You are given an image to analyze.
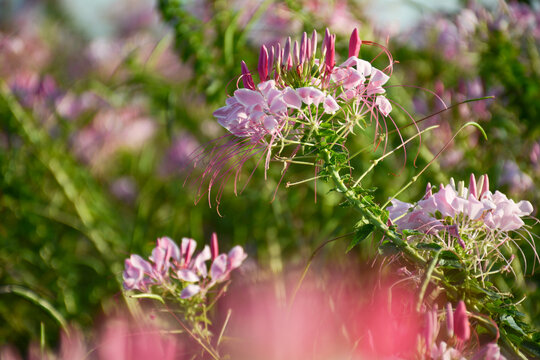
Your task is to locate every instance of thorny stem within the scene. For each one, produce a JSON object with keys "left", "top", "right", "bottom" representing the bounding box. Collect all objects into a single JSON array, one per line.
[{"left": 322, "top": 148, "right": 426, "bottom": 266}]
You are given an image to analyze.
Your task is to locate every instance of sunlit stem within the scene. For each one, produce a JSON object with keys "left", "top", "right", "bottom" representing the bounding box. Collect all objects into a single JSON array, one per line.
[
  {"left": 286, "top": 175, "right": 322, "bottom": 187},
  {"left": 353, "top": 125, "right": 439, "bottom": 188},
  {"left": 416, "top": 249, "right": 441, "bottom": 312},
  {"left": 382, "top": 122, "right": 487, "bottom": 209},
  {"left": 322, "top": 148, "right": 427, "bottom": 266}
]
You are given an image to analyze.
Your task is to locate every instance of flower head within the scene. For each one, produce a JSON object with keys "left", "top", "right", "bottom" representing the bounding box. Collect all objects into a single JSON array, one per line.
[
  {"left": 196, "top": 28, "right": 396, "bottom": 205},
  {"left": 122, "top": 234, "right": 247, "bottom": 299}
]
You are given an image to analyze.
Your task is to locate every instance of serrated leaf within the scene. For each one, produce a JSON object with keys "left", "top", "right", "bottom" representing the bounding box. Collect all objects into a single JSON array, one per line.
[
  {"left": 416, "top": 243, "right": 443, "bottom": 251},
  {"left": 130, "top": 293, "right": 165, "bottom": 304},
  {"left": 501, "top": 315, "right": 527, "bottom": 336},
  {"left": 347, "top": 224, "right": 374, "bottom": 253}
]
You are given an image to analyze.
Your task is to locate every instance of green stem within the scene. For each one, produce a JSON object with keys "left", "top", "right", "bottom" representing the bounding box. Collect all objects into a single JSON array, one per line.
[
  {"left": 322, "top": 148, "right": 426, "bottom": 266},
  {"left": 416, "top": 249, "right": 441, "bottom": 312}
]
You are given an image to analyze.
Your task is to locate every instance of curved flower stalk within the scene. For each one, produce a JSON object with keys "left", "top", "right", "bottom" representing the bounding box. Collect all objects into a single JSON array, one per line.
[
  {"left": 387, "top": 173, "right": 537, "bottom": 282},
  {"left": 194, "top": 28, "right": 398, "bottom": 206}
]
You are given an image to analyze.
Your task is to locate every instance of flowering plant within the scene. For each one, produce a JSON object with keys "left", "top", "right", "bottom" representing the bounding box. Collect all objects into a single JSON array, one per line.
[{"left": 200, "top": 28, "right": 540, "bottom": 359}]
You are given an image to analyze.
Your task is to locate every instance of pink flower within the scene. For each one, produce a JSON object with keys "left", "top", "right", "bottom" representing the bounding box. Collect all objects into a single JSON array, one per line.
[
  {"left": 453, "top": 301, "right": 470, "bottom": 341},
  {"left": 123, "top": 255, "right": 153, "bottom": 291}
]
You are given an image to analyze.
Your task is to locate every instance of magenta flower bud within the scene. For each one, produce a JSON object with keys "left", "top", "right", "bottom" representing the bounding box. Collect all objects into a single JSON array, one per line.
[
  {"left": 275, "top": 43, "right": 282, "bottom": 68},
  {"left": 258, "top": 45, "right": 269, "bottom": 81},
  {"left": 453, "top": 300, "right": 470, "bottom": 341},
  {"left": 349, "top": 27, "right": 361, "bottom": 58},
  {"left": 469, "top": 173, "right": 477, "bottom": 199},
  {"left": 446, "top": 302, "right": 454, "bottom": 337},
  {"left": 293, "top": 40, "right": 300, "bottom": 66},
  {"left": 300, "top": 32, "right": 307, "bottom": 64},
  {"left": 268, "top": 46, "right": 274, "bottom": 73},
  {"left": 480, "top": 174, "right": 489, "bottom": 198},
  {"left": 283, "top": 37, "right": 291, "bottom": 66},
  {"left": 240, "top": 61, "right": 256, "bottom": 90},
  {"left": 424, "top": 182, "right": 432, "bottom": 199},
  {"left": 325, "top": 34, "right": 336, "bottom": 72},
  {"left": 210, "top": 232, "right": 219, "bottom": 260},
  {"left": 306, "top": 40, "right": 312, "bottom": 61},
  {"left": 311, "top": 29, "right": 317, "bottom": 58},
  {"left": 321, "top": 28, "right": 330, "bottom": 57}
]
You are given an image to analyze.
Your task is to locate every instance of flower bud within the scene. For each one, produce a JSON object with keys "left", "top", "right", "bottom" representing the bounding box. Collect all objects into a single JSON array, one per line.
[
  {"left": 349, "top": 27, "right": 361, "bottom": 58},
  {"left": 453, "top": 300, "right": 470, "bottom": 341}
]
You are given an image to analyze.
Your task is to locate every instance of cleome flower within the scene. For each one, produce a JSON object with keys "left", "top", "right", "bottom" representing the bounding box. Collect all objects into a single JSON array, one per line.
[
  {"left": 194, "top": 28, "right": 397, "bottom": 206},
  {"left": 123, "top": 233, "right": 247, "bottom": 299},
  {"left": 387, "top": 174, "right": 536, "bottom": 279}
]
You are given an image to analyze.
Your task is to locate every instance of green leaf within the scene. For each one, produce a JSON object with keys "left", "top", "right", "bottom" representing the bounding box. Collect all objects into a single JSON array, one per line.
[
  {"left": 521, "top": 340, "right": 540, "bottom": 358},
  {"left": 416, "top": 243, "right": 443, "bottom": 252},
  {"left": 501, "top": 315, "right": 527, "bottom": 336},
  {"left": 439, "top": 250, "right": 460, "bottom": 261},
  {"left": 129, "top": 293, "right": 165, "bottom": 304},
  {"left": 347, "top": 224, "right": 374, "bottom": 253}
]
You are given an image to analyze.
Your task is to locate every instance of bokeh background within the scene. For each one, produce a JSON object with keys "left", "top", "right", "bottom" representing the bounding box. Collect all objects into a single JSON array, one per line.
[{"left": 1, "top": 0, "right": 539, "bottom": 354}]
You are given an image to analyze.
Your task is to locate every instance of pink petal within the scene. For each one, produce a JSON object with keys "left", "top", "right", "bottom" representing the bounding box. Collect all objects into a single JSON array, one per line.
[
  {"left": 234, "top": 89, "right": 265, "bottom": 108},
  {"left": 375, "top": 96, "right": 392, "bottom": 116},
  {"left": 297, "top": 87, "right": 325, "bottom": 106},
  {"left": 263, "top": 115, "right": 278, "bottom": 132},
  {"left": 228, "top": 246, "right": 247, "bottom": 269},
  {"left": 282, "top": 87, "right": 302, "bottom": 109},
  {"left": 323, "top": 95, "right": 340, "bottom": 114},
  {"left": 177, "top": 269, "right": 200, "bottom": 282},
  {"left": 210, "top": 254, "right": 229, "bottom": 281},
  {"left": 180, "top": 284, "right": 201, "bottom": 299}
]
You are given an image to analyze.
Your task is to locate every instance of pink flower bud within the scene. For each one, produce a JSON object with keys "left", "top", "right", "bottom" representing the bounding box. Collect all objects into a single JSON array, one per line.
[
  {"left": 424, "top": 182, "right": 432, "bottom": 199},
  {"left": 310, "top": 29, "right": 318, "bottom": 58},
  {"left": 268, "top": 46, "right": 274, "bottom": 74},
  {"left": 445, "top": 302, "right": 454, "bottom": 337},
  {"left": 349, "top": 27, "right": 361, "bottom": 58},
  {"left": 469, "top": 173, "right": 477, "bottom": 199},
  {"left": 210, "top": 232, "right": 219, "bottom": 260},
  {"left": 300, "top": 32, "right": 307, "bottom": 64},
  {"left": 480, "top": 174, "right": 489, "bottom": 198},
  {"left": 283, "top": 37, "right": 292, "bottom": 70},
  {"left": 293, "top": 40, "right": 300, "bottom": 66},
  {"left": 258, "top": 45, "right": 269, "bottom": 81},
  {"left": 453, "top": 301, "right": 470, "bottom": 341},
  {"left": 325, "top": 34, "right": 336, "bottom": 73},
  {"left": 241, "top": 61, "right": 256, "bottom": 90}
]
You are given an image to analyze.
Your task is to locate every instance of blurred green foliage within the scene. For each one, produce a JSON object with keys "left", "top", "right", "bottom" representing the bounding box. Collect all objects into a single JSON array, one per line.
[{"left": 0, "top": 0, "right": 539, "bottom": 353}]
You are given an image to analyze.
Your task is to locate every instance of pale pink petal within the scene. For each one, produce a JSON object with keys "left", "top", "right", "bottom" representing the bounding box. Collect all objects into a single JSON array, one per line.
[
  {"left": 234, "top": 89, "right": 265, "bottom": 107},
  {"left": 263, "top": 115, "right": 278, "bottom": 132},
  {"left": 210, "top": 254, "right": 229, "bottom": 281},
  {"left": 227, "top": 246, "right": 247, "bottom": 269},
  {"left": 375, "top": 96, "right": 392, "bottom": 116},
  {"left": 157, "top": 236, "right": 181, "bottom": 262},
  {"left": 180, "top": 284, "right": 201, "bottom": 299},
  {"left": 282, "top": 87, "right": 302, "bottom": 109},
  {"left": 297, "top": 87, "right": 325, "bottom": 106},
  {"left": 323, "top": 95, "right": 340, "bottom": 114},
  {"left": 176, "top": 269, "right": 200, "bottom": 282},
  {"left": 516, "top": 200, "right": 533, "bottom": 216}
]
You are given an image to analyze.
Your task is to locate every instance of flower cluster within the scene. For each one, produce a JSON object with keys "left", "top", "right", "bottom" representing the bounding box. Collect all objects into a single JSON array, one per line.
[
  {"left": 388, "top": 174, "right": 533, "bottom": 234},
  {"left": 214, "top": 28, "right": 392, "bottom": 144},
  {"left": 123, "top": 234, "right": 247, "bottom": 299},
  {"left": 421, "top": 301, "right": 506, "bottom": 360},
  {"left": 387, "top": 174, "right": 535, "bottom": 278}
]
